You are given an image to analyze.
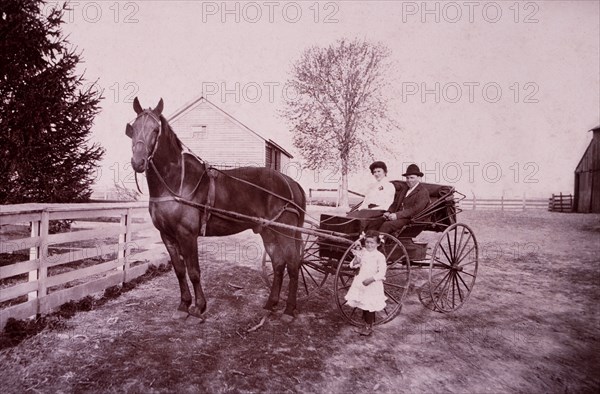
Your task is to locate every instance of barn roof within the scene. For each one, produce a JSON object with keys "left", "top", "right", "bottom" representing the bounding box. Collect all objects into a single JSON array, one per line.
[
  {"left": 167, "top": 96, "right": 293, "bottom": 158},
  {"left": 575, "top": 124, "right": 600, "bottom": 172}
]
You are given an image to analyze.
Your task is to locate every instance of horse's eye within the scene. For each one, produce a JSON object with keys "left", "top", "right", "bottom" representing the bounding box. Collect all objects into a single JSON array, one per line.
[{"left": 149, "top": 128, "right": 159, "bottom": 144}]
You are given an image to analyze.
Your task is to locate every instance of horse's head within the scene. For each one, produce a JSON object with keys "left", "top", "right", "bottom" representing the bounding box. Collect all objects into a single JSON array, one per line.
[{"left": 125, "top": 97, "right": 164, "bottom": 173}]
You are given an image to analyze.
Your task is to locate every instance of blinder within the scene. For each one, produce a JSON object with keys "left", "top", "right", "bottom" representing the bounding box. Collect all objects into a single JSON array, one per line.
[{"left": 125, "top": 123, "right": 133, "bottom": 138}]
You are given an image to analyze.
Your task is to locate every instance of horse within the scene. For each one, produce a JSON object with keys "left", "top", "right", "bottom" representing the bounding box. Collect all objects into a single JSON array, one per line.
[{"left": 125, "top": 97, "right": 306, "bottom": 321}]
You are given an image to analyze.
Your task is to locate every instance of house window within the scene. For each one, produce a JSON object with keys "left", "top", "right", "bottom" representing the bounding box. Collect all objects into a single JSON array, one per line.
[
  {"left": 265, "top": 146, "right": 272, "bottom": 168},
  {"left": 266, "top": 145, "right": 281, "bottom": 171},
  {"left": 192, "top": 125, "right": 207, "bottom": 140}
]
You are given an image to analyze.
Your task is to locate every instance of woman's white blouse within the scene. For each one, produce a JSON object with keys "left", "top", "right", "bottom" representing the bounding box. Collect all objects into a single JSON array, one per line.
[{"left": 361, "top": 178, "right": 396, "bottom": 210}]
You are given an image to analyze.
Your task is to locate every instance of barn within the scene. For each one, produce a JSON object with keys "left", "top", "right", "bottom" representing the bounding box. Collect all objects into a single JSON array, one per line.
[
  {"left": 574, "top": 125, "right": 600, "bottom": 213},
  {"left": 168, "top": 96, "right": 293, "bottom": 171}
]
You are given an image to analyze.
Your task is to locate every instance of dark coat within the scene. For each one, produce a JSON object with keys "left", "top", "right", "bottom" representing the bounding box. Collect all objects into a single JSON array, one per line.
[{"left": 387, "top": 182, "right": 430, "bottom": 219}]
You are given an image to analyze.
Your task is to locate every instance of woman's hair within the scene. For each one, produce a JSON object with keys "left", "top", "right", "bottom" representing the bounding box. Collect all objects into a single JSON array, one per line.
[
  {"left": 369, "top": 161, "right": 387, "bottom": 174},
  {"left": 364, "top": 230, "right": 381, "bottom": 243}
]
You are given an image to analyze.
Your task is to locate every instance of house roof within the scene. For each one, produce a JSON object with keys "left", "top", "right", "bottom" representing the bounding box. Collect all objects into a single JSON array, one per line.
[{"left": 167, "top": 96, "right": 293, "bottom": 158}]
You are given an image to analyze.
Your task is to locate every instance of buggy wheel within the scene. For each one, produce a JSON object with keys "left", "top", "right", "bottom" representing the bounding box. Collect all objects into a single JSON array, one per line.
[
  {"left": 333, "top": 233, "right": 410, "bottom": 327},
  {"left": 261, "top": 223, "right": 330, "bottom": 301},
  {"left": 428, "top": 223, "right": 478, "bottom": 313}
]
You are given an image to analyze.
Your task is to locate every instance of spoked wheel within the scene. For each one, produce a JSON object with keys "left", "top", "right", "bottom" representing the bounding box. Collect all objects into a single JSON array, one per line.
[
  {"left": 334, "top": 234, "right": 411, "bottom": 327},
  {"left": 261, "top": 222, "right": 331, "bottom": 301},
  {"left": 428, "top": 223, "right": 478, "bottom": 313}
]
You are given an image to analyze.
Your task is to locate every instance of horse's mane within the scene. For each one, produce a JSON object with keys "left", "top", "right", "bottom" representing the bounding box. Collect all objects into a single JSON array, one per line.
[{"left": 159, "top": 114, "right": 184, "bottom": 151}]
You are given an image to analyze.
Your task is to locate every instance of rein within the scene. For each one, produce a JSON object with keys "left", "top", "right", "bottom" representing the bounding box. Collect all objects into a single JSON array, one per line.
[
  {"left": 210, "top": 167, "right": 306, "bottom": 214},
  {"left": 136, "top": 110, "right": 302, "bottom": 234}
]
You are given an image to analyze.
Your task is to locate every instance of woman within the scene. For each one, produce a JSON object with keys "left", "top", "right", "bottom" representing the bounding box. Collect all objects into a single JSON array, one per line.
[{"left": 348, "top": 161, "right": 396, "bottom": 219}]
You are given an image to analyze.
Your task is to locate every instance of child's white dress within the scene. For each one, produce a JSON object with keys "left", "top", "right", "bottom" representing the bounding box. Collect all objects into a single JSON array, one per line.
[{"left": 344, "top": 249, "right": 387, "bottom": 312}]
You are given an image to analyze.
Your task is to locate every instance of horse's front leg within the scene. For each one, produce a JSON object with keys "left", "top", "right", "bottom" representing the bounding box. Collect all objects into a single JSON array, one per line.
[
  {"left": 180, "top": 235, "right": 207, "bottom": 319},
  {"left": 161, "top": 233, "right": 191, "bottom": 319}
]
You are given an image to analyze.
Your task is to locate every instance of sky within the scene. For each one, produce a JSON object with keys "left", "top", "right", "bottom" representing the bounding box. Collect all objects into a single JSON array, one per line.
[{"left": 55, "top": 0, "right": 600, "bottom": 198}]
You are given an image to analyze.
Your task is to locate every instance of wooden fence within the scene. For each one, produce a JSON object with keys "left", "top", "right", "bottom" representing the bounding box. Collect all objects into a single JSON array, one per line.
[
  {"left": 548, "top": 193, "right": 574, "bottom": 212},
  {"left": 460, "top": 194, "right": 573, "bottom": 211},
  {"left": 0, "top": 202, "right": 166, "bottom": 329},
  {"left": 459, "top": 196, "right": 549, "bottom": 211},
  {"left": 307, "top": 188, "right": 571, "bottom": 212},
  {"left": 307, "top": 188, "right": 363, "bottom": 206}
]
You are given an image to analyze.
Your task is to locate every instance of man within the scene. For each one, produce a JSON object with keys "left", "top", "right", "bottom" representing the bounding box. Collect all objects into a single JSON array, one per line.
[{"left": 378, "top": 164, "right": 430, "bottom": 234}]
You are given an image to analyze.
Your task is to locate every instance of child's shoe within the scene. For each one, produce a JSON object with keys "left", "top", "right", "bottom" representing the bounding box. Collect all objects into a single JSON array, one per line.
[{"left": 359, "top": 324, "right": 373, "bottom": 336}]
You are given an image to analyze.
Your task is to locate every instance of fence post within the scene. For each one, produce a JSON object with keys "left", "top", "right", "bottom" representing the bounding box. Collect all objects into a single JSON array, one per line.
[
  {"left": 501, "top": 195, "right": 504, "bottom": 211},
  {"left": 522, "top": 192, "right": 526, "bottom": 211},
  {"left": 559, "top": 192, "right": 563, "bottom": 212},
  {"left": 118, "top": 211, "right": 127, "bottom": 277},
  {"left": 472, "top": 192, "right": 476, "bottom": 210},
  {"left": 569, "top": 194, "right": 573, "bottom": 212},
  {"left": 28, "top": 210, "right": 49, "bottom": 314},
  {"left": 37, "top": 210, "right": 49, "bottom": 311},
  {"left": 28, "top": 215, "right": 41, "bottom": 302},
  {"left": 123, "top": 208, "right": 133, "bottom": 281}
]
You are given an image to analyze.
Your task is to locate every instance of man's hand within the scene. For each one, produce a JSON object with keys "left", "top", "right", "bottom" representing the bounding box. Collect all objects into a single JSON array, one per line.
[{"left": 383, "top": 212, "right": 397, "bottom": 221}]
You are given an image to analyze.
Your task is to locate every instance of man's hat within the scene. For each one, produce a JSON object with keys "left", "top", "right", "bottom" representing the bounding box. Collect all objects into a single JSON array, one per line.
[{"left": 402, "top": 164, "right": 423, "bottom": 177}]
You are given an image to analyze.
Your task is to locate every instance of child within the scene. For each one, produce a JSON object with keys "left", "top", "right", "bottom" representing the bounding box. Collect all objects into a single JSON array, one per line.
[{"left": 344, "top": 230, "right": 387, "bottom": 336}]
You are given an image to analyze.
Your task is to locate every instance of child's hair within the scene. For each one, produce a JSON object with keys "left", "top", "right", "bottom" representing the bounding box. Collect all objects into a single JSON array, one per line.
[{"left": 363, "top": 230, "right": 381, "bottom": 243}]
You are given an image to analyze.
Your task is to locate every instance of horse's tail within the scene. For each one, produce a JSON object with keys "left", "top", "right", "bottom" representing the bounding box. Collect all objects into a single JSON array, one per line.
[{"left": 291, "top": 179, "right": 307, "bottom": 258}]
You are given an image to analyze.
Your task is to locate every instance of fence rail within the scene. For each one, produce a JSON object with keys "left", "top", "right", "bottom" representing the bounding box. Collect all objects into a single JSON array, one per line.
[
  {"left": 459, "top": 197, "right": 549, "bottom": 211},
  {"left": 548, "top": 193, "right": 573, "bottom": 212},
  {"left": 0, "top": 202, "right": 166, "bottom": 329},
  {"left": 307, "top": 188, "right": 570, "bottom": 212}
]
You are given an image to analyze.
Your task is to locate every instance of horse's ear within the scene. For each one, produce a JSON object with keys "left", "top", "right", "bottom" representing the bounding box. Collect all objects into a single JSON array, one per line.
[
  {"left": 133, "top": 97, "right": 143, "bottom": 114},
  {"left": 153, "top": 98, "right": 164, "bottom": 116},
  {"left": 125, "top": 124, "right": 133, "bottom": 138}
]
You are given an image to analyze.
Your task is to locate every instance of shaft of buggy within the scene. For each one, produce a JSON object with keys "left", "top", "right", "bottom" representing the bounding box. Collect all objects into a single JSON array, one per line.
[{"left": 172, "top": 196, "right": 355, "bottom": 245}]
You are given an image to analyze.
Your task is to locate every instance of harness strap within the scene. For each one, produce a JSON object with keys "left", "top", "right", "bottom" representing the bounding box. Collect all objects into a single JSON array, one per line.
[
  {"left": 149, "top": 196, "right": 176, "bottom": 202},
  {"left": 214, "top": 168, "right": 304, "bottom": 215},
  {"left": 259, "top": 205, "right": 300, "bottom": 228},
  {"left": 201, "top": 168, "right": 218, "bottom": 236},
  {"left": 135, "top": 171, "right": 143, "bottom": 194}
]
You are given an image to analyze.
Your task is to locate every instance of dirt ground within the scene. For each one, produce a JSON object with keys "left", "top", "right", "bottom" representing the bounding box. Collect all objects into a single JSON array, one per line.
[{"left": 0, "top": 209, "right": 599, "bottom": 393}]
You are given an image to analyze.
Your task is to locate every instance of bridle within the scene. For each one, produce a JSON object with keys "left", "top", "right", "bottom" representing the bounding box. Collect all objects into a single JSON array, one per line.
[
  {"left": 131, "top": 109, "right": 162, "bottom": 168},
  {"left": 130, "top": 109, "right": 208, "bottom": 198}
]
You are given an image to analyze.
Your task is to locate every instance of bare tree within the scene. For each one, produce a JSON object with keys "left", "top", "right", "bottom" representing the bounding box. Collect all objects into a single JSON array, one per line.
[{"left": 282, "top": 38, "right": 398, "bottom": 208}]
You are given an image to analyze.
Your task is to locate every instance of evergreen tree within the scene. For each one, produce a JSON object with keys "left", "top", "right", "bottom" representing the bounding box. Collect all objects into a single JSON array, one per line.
[{"left": 0, "top": 0, "right": 104, "bottom": 204}]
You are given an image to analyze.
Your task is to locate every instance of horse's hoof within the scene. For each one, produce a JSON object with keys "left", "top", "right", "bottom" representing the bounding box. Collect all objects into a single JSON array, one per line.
[
  {"left": 280, "top": 314, "right": 295, "bottom": 324},
  {"left": 189, "top": 305, "right": 205, "bottom": 318},
  {"left": 186, "top": 315, "right": 206, "bottom": 324},
  {"left": 172, "top": 310, "right": 189, "bottom": 320}
]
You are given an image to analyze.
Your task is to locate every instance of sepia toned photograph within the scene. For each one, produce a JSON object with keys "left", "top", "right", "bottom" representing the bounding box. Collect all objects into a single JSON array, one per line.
[{"left": 1, "top": 1, "right": 599, "bottom": 392}]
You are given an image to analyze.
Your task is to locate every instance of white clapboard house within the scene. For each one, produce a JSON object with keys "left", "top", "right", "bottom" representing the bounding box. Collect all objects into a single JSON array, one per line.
[
  {"left": 93, "top": 96, "right": 293, "bottom": 201},
  {"left": 169, "top": 96, "right": 293, "bottom": 171}
]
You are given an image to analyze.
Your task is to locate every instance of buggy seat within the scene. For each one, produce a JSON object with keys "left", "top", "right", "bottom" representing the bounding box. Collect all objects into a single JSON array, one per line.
[{"left": 388, "top": 180, "right": 457, "bottom": 237}]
